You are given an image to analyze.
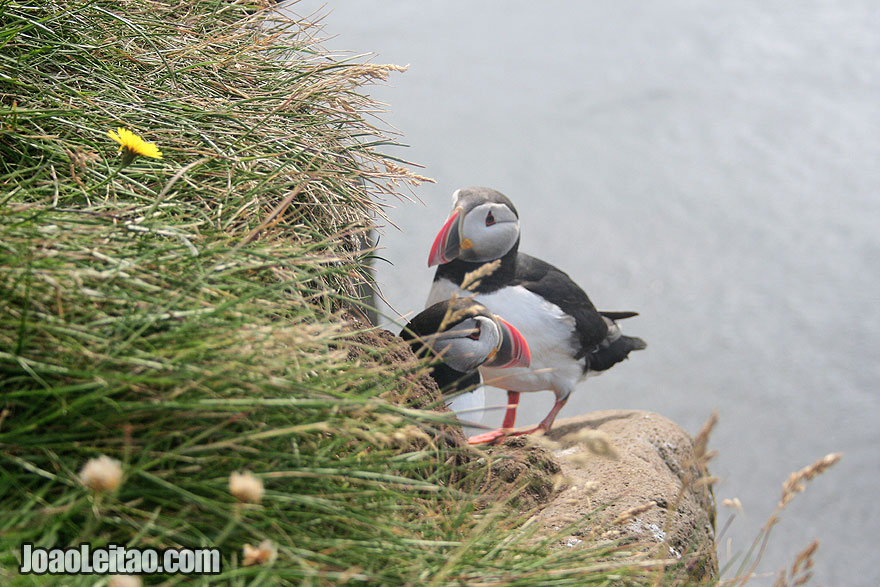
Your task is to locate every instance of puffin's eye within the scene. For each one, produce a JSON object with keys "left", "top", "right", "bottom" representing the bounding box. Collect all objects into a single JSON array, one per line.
[
  {"left": 466, "top": 322, "right": 481, "bottom": 340},
  {"left": 485, "top": 211, "right": 496, "bottom": 226}
]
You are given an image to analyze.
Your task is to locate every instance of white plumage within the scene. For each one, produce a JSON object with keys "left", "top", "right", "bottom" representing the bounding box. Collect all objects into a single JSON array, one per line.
[
  {"left": 430, "top": 281, "right": 584, "bottom": 400},
  {"left": 445, "top": 386, "right": 486, "bottom": 438}
]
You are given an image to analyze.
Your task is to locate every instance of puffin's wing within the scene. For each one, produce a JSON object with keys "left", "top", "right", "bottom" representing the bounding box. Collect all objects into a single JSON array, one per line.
[
  {"left": 512, "top": 253, "right": 609, "bottom": 360},
  {"left": 430, "top": 362, "right": 482, "bottom": 395}
]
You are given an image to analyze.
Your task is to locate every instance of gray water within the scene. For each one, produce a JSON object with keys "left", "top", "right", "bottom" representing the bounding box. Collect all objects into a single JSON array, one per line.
[{"left": 285, "top": 2, "right": 880, "bottom": 584}]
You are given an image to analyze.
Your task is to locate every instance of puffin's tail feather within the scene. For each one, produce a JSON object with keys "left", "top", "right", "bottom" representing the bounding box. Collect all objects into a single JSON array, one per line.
[
  {"left": 588, "top": 315, "right": 646, "bottom": 372},
  {"left": 589, "top": 334, "right": 647, "bottom": 372},
  {"left": 600, "top": 310, "right": 639, "bottom": 320}
]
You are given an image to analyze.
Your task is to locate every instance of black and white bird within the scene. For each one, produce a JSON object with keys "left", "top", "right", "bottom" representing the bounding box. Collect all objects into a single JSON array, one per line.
[
  {"left": 400, "top": 298, "right": 531, "bottom": 433},
  {"left": 426, "top": 186, "right": 646, "bottom": 444}
]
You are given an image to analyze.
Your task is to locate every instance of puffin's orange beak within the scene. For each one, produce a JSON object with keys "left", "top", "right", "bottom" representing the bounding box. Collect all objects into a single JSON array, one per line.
[{"left": 428, "top": 207, "right": 462, "bottom": 267}]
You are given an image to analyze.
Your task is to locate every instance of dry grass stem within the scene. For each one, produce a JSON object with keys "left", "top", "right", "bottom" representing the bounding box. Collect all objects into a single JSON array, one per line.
[
  {"left": 437, "top": 296, "right": 481, "bottom": 331},
  {"left": 735, "top": 453, "right": 842, "bottom": 586}
]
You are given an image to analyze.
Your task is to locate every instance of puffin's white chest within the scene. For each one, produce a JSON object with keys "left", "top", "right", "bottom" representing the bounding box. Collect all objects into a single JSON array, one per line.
[{"left": 427, "top": 279, "right": 586, "bottom": 397}]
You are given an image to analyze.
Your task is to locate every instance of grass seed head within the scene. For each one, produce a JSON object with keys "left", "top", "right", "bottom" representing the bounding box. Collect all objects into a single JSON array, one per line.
[
  {"left": 779, "top": 453, "right": 842, "bottom": 509},
  {"left": 559, "top": 428, "right": 620, "bottom": 460},
  {"left": 229, "top": 471, "right": 264, "bottom": 504},
  {"left": 612, "top": 501, "right": 657, "bottom": 526},
  {"left": 792, "top": 539, "right": 819, "bottom": 575},
  {"left": 242, "top": 539, "right": 276, "bottom": 566},
  {"left": 692, "top": 410, "right": 718, "bottom": 464},
  {"left": 460, "top": 259, "right": 501, "bottom": 292},
  {"left": 721, "top": 497, "right": 743, "bottom": 512},
  {"left": 775, "top": 539, "right": 820, "bottom": 587},
  {"left": 108, "top": 576, "right": 142, "bottom": 587},
  {"left": 78, "top": 455, "right": 123, "bottom": 492}
]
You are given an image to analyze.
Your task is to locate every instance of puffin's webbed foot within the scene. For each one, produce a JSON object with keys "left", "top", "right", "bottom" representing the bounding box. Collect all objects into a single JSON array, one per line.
[
  {"left": 467, "top": 428, "right": 511, "bottom": 445},
  {"left": 467, "top": 426, "right": 546, "bottom": 445}
]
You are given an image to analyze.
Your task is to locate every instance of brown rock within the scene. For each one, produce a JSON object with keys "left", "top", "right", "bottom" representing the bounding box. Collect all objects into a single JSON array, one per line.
[
  {"left": 530, "top": 410, "right": 717, "bottom": 581},
  {"left": 481, "top": 435, "right": 563, "bottom": 511}
]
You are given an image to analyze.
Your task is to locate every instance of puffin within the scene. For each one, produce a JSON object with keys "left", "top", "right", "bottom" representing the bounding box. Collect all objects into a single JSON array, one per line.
[
  {"left": 400, "top": 298, "right": 531, "bottom": 433},
  {"left": 426, "top": 186, "right": 646, "bottom": 444}
]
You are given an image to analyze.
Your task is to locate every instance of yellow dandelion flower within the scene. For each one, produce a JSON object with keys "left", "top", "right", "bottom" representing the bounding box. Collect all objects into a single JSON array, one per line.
[{"left": 107, "top": 127, "right": 163, "bottom": 160}]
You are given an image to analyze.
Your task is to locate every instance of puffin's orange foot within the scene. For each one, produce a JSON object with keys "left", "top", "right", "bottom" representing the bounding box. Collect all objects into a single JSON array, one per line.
[{"left": 467, "top": 428, "right": 511, "bottom": 445}]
